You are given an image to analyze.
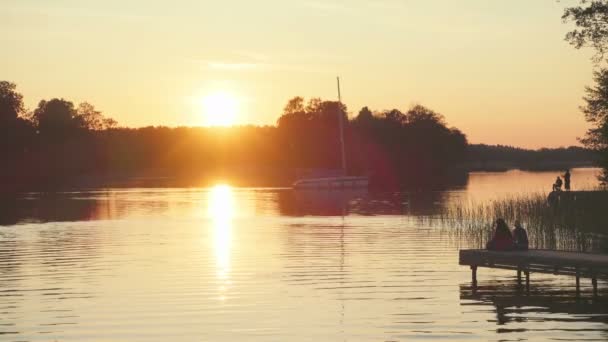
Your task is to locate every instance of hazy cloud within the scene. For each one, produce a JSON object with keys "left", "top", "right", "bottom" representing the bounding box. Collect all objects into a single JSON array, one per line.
[
  {"left": 298, "top": 0, "right": 405, "bottom": 15},
  {"left": 206, "top": 62, "right": 262, "bottom": 71}
]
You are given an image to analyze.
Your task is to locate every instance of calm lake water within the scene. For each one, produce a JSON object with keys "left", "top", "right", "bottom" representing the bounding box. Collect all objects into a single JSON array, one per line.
[{"left": 1, "top": 168, "right": 606, "bottom": 341}]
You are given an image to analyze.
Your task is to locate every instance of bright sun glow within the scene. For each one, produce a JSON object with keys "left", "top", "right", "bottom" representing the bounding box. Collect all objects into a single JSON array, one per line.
[{"left": 201, "top": 92, "right": 238, "bottom": 127}]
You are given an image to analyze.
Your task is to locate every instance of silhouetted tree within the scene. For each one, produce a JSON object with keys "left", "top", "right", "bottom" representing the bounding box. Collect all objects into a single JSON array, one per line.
[
  {"left": 563, "top": 0, "right": 608, "bottom": 183},
  {"left": 277, "top": 97, "right": 347, "bottom": 172},
  {"left": 355, "top": 106, "right": 373, "bottom": 123},
  {"left": 0, "top": 81, "right": 24, "bottom": 122},
  {"left": 0, "top": 81, "right": 33, "bottom": 148},
  {"left": 33, "top": 98, "right": 81, "bottom": 138},
  {"left": 580, "top": 70, "right": 608, "bottom": 183},
  {"left": 76, "top": 102, "right": 118, "bottom": 130},
  {"left": 282, "top": 96, "right": 305, "bottom": 116},
  {"left": 406, "top": 105, "right": 446, "bottom": 124},
  {"left": 563, "top": 0, "right": 608, "bottom": 63},
  {"left": 32, "top": 99, "right": 117, "bottom": 138},
  {"left": 0, "top": 82, "right": 35, "bottom": 193}
]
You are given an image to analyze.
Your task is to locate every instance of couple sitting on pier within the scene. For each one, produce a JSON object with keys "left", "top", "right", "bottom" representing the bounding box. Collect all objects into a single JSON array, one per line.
[{"left": 486, "top": 219, "right": 529, "bottom": 251}]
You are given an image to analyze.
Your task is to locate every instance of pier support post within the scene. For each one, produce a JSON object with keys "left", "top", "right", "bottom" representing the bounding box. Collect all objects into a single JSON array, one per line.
[
  {"left": 517, "top": 269, "right": 522, "bottom": 285},
  {"left": 471, "top": 265, "right": 477, "bottom": 289},
  {"left": 576, "top": 274, "right": 580, "bottom": 296},
  {"left": 592, "top": 276, "right": 598, "bottom": 297},
  {"left": 525, "top": 271, "right": 530, "bottom": 294}
]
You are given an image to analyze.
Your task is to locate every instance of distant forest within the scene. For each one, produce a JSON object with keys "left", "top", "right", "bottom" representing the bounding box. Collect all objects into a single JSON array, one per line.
[
  {"left": 466, "top": 144, "right": 594, "bottom": 171},
  {"left": 0, "top": 81, "right": 598, "bottom": 192}
]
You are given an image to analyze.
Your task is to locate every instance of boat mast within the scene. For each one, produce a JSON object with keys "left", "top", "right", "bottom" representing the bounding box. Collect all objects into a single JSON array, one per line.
[{"left": 337, "top": 76, "right": 347, "bottom": 174}]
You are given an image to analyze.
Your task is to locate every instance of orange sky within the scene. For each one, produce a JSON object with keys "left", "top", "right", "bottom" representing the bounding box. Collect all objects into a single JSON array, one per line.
[{"left": 0, "top": 0, "right": 594, "bottom": 148}]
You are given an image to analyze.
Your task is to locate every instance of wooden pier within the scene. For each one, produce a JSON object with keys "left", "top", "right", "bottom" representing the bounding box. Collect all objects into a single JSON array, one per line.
[{"left": 459, "top": 249, "right": 608, "bottom": 296}]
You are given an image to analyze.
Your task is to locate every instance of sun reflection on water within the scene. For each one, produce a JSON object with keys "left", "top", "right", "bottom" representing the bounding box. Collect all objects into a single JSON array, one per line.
[{"left": 208, "top": 184, "right": 234, "bottom": 290}]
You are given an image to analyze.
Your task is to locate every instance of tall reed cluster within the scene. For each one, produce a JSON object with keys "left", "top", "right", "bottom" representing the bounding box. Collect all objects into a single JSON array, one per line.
[{"left": 437, "top": 191, "right": 608, "bottom": 252}]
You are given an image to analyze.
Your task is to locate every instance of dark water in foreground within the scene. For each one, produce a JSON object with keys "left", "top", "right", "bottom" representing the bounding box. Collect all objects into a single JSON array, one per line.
[{"left": 0, "top": 168, "right": 606, "bottom": 341}]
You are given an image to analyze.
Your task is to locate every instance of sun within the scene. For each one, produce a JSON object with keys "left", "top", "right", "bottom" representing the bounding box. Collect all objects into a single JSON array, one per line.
[{"left": 201, "top": 91, "right": 238, "bottom": 126}]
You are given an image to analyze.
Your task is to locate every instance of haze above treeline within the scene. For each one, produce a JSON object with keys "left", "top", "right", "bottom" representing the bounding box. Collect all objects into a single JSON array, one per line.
[{"left": 0, "top": 81, "right": 596, "bottom": 192}]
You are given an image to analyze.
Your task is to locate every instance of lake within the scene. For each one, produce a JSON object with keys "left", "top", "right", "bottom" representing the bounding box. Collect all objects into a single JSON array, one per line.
[{"left": 1, "top": 168, "right": 606, "bottom": 341}]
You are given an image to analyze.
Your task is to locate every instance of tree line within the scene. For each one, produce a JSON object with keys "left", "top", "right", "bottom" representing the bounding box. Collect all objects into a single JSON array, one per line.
[
  {"left": 0, "top": 82, "right": 471, "bottom": 191},
  {"left": 467, "top": 144, "right": 595, "bottom": 171},
  {"left": 0, "top": 80, "right": 598, "bottom": 192}
]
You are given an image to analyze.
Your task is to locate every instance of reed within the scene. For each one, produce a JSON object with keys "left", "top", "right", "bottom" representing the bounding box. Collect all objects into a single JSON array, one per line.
[{"left": 436, "top": 191, "right": 608, "bottom": 252}]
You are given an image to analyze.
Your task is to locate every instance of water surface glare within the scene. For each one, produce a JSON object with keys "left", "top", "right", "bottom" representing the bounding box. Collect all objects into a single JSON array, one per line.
[{"left": 1, "top": 169, "right": 607, "bottom": 341}]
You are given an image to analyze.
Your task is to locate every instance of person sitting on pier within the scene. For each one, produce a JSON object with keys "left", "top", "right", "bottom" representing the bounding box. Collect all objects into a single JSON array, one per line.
[
  {"left": 552, "top": 176, "right": 563, "bottom": 192},
  {"left": 486, "top": 218, "right": 514, "bottom": 251},
  {"left": 512, "top": 220, "right": 529, "bottom": 251}
]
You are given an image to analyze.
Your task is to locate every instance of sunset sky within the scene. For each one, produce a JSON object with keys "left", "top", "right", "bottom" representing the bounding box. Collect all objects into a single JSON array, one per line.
[{"left": 1, "top": 0, "right": 594, "bottom": 148}]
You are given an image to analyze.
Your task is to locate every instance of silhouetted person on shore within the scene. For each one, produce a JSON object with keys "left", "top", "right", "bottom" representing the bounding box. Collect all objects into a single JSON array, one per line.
[
  {"left": 564, "top": 169, "right": 571, "bottom": 191},
  {"left": 486, "top": 218, "right": 514, "bottom": 251},
  {"left": 552, "top": 176, "right": 563, "bottom": 191},
  {"left": 512, "top": 220, "right": 529, "bottom": 251}
]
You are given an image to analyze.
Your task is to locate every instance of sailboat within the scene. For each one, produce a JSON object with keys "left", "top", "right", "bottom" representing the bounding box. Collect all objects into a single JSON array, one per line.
[{"left": 292, "top": 77, "right": 369, "bottom": 190}]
